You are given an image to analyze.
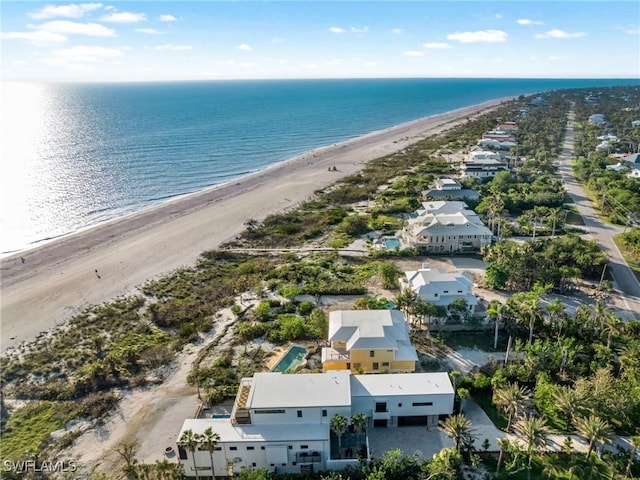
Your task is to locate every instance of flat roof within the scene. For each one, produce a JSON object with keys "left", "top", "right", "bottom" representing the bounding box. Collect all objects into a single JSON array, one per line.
[
  {"left": 350, "top": 372, "right": 454, "bottom": 397},
  {"left": 178, "top": 419, "right": 328, "bottom": 443},
  {"left": 247, "top": 371, "right": 351, "bottom": 409}
]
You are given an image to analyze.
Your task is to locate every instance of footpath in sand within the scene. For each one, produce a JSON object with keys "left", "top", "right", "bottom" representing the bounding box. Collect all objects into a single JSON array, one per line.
[{"left": 0, "top": 98, "right": 508, "bottom": 353}]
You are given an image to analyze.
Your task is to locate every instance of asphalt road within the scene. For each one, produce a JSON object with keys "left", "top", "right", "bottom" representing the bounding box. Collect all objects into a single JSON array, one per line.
[{"left": 556, "top": 108, "right": 640, "bottom": 318}]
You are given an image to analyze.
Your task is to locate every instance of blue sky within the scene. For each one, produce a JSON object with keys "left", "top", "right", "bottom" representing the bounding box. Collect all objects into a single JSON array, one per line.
[{"left": 2, "top": 1, "right": 639, "bottom": 82}]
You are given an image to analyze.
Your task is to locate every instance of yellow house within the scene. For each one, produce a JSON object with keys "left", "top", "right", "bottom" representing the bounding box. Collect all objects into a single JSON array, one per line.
[{"left": 321, "top": 310, "right": 417, "bottom": 374}]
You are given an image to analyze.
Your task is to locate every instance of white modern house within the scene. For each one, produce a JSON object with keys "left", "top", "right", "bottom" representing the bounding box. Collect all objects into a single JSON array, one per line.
[
  {"left": 321, "top": 309, "right": 418, "bottom": 374},
  {"left": 401, "top": 201, "right": 493, "bottom": 252},
  {"left": 460, "top": 152, "right": 509, "bottom": 180},
  {"left": 588, "top": 114, "right": 606, "bottom": 125},
  {"left": 400, "top": 266, "right": 478, "bottom": 319},
  {"left": 176, "top": 371, "right": 454, "bottom": 477}
]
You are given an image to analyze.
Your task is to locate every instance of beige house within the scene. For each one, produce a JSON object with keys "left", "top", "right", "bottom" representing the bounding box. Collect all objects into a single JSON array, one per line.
[
  {"left": 401, "top": 201, "right": 492, "bottom": 252},
  {"left": 321, "top": 310, "right": 417, "bottom": 374}
]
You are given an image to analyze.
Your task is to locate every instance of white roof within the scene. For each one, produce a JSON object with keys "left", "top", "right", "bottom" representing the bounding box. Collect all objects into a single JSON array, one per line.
[
  {"left": 178, "top": 419, "right": 328, "bottom": 443},
  {"left": 328, "top": 310, "right": 411, "bottom": 352},
  {"left": 246, "top": 371, "right": 351, "bottom": 409},
  {"left": 405, "top": 267, "right": 473, "bottom": 291},
  {"left": 350, "top": 372, "right": 454, "bottom": 397},
  {"left": 409, "top": 212, "right": 492, "bottom": 237}
]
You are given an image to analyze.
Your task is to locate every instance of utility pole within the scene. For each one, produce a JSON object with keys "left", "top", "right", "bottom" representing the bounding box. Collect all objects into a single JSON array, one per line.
[{"left": 598, "top": 263, "right": 608, "bottom": 290}]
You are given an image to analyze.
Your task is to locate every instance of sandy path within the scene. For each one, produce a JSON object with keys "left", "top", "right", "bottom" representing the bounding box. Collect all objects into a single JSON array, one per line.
[
  {"left": 0, "top": 98, "right": 508, "bottom": 352},
  {"left": 66, "top": 305, "right": 240, "bottom": 476}
]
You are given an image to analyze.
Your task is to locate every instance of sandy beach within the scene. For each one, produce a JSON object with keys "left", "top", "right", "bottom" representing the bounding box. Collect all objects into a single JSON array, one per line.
[{"left": 0, "top": 98, "right": 507, "bottom": 352}]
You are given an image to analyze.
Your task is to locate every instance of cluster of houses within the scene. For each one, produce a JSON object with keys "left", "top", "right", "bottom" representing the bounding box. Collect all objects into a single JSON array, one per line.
[
  {"left": 177, "top": 307, "right": 456, "bottom": 477},
  {"left": 591, "top": 113, "right": 640, "bottom": 179},
  {"left": 373, "top": 118, "right": 523, "bottom": 254}
]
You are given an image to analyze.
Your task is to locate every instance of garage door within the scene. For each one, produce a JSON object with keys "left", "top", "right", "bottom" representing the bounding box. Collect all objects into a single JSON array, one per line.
[{"left": 398, "top": 416, "right": 428, "bottom": 426}]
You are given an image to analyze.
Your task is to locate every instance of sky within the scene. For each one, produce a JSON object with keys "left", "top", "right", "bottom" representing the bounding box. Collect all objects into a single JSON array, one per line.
[{"left": 1, "top": 1, "right": 639, "bottom": 82}]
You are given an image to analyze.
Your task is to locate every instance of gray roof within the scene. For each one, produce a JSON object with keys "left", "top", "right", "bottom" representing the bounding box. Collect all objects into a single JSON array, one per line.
[
  {"left": 178, "top": 419, "right": 329, "bottom": 443},
  {"left": 423, "top": 189, "right": 479, "bottom": 201},
  {"left": 350, "top": 372, "right": 454, "bottom": 397},
  {"left": 328, "top": 310, "right": 412, "bottom": 352},
  {"left": 246, "top": 371, "right": 351, "bottom": 409}
]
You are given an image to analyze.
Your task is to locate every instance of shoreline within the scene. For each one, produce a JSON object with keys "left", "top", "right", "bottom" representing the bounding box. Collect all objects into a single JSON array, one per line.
[{"left": 0, "top": 97, "right": 510, "bottom": 352}]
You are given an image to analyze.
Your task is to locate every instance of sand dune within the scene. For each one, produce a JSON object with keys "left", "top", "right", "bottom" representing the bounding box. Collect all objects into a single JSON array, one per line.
[{"left": 0, "top": 98, "right": 507, "bottom": 352}]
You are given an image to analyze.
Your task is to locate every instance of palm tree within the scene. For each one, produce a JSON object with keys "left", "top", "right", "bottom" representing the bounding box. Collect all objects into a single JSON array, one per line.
[
  {"left": 493, "top": 383, "right": 532, "bottom": 431},
  {"left": 553, "top": 386, "right": 583, "bottom": 430},
  {"left": 514, "top": 416, "right": 548, "bottom": 479},
  {"left": 179, "top": 429, "right": 202, "bottom": 480},
  {"left": 506, "top": 283, "right": 550, "bottom": 344},
  {"left": 201, "top": 427, "right": 220, "bottom": 477},
  {"left": 330, "top": 414, "right": 348, "bottom": 458},
  {"left": 574, "top": 414, "right": 613, "bottom": 459},
  {"left": 624, "top": 435, "right": 640, "bottom": 480},
  {"left": 495, "top": 437, "right": 511, "bottom": 475},
  {"left": 350, "top": 412, "right": 367, "bottom": 437},
  {"left": 487, "top": 300, "right": 505, "bottom": 350},
  {"left": 601, "top": 314, "right": 621, "bottom": 350},
  {"left": 438, "top": 414, "right": 477, "bottom": 453}
]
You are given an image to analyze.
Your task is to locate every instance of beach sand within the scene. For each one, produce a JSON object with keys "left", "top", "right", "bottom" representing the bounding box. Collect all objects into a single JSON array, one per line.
[{"left": 0, "top": 98, "right": 508, "bottom": 352}]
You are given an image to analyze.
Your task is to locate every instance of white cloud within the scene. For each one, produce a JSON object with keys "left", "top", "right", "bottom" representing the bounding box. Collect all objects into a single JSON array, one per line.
[
  {"left": 423, "top": 42, "right": 452, "bottom": 49},
  {"left": 33, "top": 20, "right": 116, "bottom": 37},
  {"left": 495, "top": 14, "right": 503, "bottom": 19},
  {"left": 324, "top": 58, "right": 343, "bottom": 65},
  {"left": 28, "top": 3, "right": 103, "bottom": 20},
  {"left": 620, "top": 26, "right": 640, "bottom": 35},
  {"left": 154, "top": 44, "right": 193, "bottom": 51},
  {"left": 0, "top": 30, "right": 68, "bottom": 44},
  {"left": 101, "top": 11, "right": 146, "bottom": 23},
  {"left": 447, "top": 29, "right": 508, "bottom": 43},
  {"left": 391, "top": 28, "right": 404, "bottom": 35},
  {"left": 329, "top": 27, "right": 345, "bottom": 34},
  {"left": 159, "top": 14, "right": 177, "bottom": 22},
  {"left": 303, "top": 63, "right": 320, "bottom": 69},
  {"left": 39, "top": 45, "right": 124, "bottom": 66},
  {"left": 237, "top": 43, "right": 252, "bottom": 52},
  {"left": 403, "top": 50, "right": 424, "bottom": 57},
  {"left": 517, "top": 18, "right": 543, "bottom": 25},
  {"left": 136, "top": 28, "right": 164, "bottom": 35},
  {"left": 535, "top": 29, "right": 586, "bottom": 39},
  {"left": 364, "top": 61, "right": 377, "bottom": 67},
  {"left": 216, "top": 60, "right": 253, "bottom": 68},
  {"left": 13, "top": 60, "right": 27, "bottom": 66},
  {"left": 350, "top": 26, "right": 369, "bottom": 34},
  {"left": 548, "top": 55, "right": 568, "bottom": 61}
]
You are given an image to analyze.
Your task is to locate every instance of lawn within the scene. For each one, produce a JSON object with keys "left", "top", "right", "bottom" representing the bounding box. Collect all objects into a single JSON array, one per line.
[
  {"left": 473, "top": 391, "right": 508, "bottom": 431},
  {"left": 439, "top": 331, "right": 508, "bottom": 352}
]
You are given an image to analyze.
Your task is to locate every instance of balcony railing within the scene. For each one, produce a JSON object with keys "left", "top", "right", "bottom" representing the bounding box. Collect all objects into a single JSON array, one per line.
[{"left": 295, "top": 451, "right": 322, "bottom": 463}]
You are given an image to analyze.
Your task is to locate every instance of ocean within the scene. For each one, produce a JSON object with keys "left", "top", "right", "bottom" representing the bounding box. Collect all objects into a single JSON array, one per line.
[{"left": 1, "top": 77, "right": 637, "bottom": 255}]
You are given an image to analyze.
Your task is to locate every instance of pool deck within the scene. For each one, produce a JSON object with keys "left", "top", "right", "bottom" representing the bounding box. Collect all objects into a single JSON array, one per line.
[{"left": 264, "top": 345, "right": 289, "bottom": 370}]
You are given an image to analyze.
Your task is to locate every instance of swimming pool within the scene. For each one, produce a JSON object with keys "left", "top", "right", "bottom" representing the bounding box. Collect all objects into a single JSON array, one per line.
[
  {"left": 384, "top": 238, "right": 401, "bottom": 250},
  {"left": 271, "top": 345, "right": 308, "bottom": 373}
]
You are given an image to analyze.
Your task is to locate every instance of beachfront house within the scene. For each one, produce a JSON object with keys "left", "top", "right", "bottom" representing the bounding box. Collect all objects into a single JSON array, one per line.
[
  {"left": 460, "top": 151, "right": 509, "bottom": 180},
  {"left": 400, "top": 201, "right": 493, "bottom": 252},
  {"left": 176, "top": 371, "right": 454, "bottom": 477},
  {"left": 422, "top": 178, "right": 479, "bottom": 201},
  {"left": 321, "top": 310, "right": 418, "bottom": 374},
  {"left": 627, "top": 169, "right": 640, "bottom": 179},
  {"left": 400, "top": 266, "right": 478, "bottom": 324},
  {"left": 588, "top": 113, "right": 606, "bottom": 125}
]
